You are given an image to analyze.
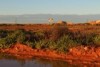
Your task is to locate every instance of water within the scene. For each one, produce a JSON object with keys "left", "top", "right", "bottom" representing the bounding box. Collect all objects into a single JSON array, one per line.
[
  {"left": 0, "top": 54, "right": 97, "bottom": 67},
  {"left": 0, "top": 54, "right": 78, "bottom": 67},
  {"left": 0, "top": 59, "right": 72, "bottom": 67}
]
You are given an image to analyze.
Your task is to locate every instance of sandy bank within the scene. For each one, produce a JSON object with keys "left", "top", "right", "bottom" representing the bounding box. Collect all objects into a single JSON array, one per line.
[{"left": 1, "top": 43, "right": 100, "bottom": 65}]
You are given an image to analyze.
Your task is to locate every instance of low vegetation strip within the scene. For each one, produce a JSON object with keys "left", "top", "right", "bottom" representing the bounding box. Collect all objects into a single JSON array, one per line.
[
  {"left": 0, "top": 24, "right": 100, "bottom": 64},
  {"left": 0, "top": 24, "right": 100, "bottom": 52}
]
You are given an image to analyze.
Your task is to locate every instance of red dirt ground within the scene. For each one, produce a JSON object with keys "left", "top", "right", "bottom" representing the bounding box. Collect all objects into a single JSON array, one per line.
[
  {"left": 0, "top": 24, "right": 100, "bottom": 34},
  {"left": 0, "top": 24, "right": 51, "bottom": 31},
  {"left": 1, "top": 43, "right": 100, "bottom": 65}
]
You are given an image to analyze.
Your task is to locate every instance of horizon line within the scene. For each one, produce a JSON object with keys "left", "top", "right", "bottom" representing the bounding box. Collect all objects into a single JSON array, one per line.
[{"left": 1, "top": 13, "right": 100, "bottom": 16}]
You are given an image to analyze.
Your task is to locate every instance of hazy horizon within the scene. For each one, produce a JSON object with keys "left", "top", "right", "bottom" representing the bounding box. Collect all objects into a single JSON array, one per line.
[
  {"left": 0, "top": 14, "right": 100, "bottom": 24},
  {"left": 2, "top": 13, "right": 100, "bottom": 16}
]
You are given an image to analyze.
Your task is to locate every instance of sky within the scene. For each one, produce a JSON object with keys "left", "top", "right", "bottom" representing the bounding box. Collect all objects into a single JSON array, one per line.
[{"left": 0, "top": 0, "right": 100, "bottom": 15}]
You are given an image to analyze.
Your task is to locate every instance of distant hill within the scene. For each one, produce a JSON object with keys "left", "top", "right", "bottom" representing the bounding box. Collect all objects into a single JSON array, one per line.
[{"left": 0, "top": 14, "right": 100, "bottom": 24}]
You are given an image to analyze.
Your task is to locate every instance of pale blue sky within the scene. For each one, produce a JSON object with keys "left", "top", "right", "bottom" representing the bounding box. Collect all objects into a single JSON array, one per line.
[{"left": 0, "top": 0, "right": 100, "bottom": 15}]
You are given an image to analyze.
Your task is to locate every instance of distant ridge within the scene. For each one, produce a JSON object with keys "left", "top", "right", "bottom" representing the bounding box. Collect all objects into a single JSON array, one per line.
[{"left": 0, "top": 14, "right": 100, "bottom": 24}]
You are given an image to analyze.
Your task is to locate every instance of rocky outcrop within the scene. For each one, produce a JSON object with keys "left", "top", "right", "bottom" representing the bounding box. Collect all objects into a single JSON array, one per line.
[
  {"left": 57, "top": 20, "right": 67, "bottom": 24},
  {"left": 69, "top": 46, "right": 100, "bottom": 58},
  {"left": 88, "top": 20, "right": 100, "bottom": 25},
  {"left": 56, "top": 20, "right": 73, "bottom": 25}
]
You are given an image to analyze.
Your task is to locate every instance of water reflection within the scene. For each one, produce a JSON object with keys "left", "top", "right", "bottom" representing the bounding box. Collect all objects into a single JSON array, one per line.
[
  {"left": 0, "top": 54, "right": 97, "bottom": 67},
  {"left": 0, "top": 58, "right": 77, "bottom": 67}
]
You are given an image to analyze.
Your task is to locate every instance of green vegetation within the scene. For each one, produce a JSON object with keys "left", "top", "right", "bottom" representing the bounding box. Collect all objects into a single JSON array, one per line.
[
  {"left": 0, "top": 24, "right": 100, "bottom": 53},
  {"left": 93, "top": 34, "right": 100, "bottom": 46},
  {"left": 56, "top": 35, "right": 77, "bottom": 52}
]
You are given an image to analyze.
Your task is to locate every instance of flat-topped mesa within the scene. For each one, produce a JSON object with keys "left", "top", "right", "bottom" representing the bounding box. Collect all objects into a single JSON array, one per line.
[{"left": 88, "top": 20, "right": 100, "bottom": 25}]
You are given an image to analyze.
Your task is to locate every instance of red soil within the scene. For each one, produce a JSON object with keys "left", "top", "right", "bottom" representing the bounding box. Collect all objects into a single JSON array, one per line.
[
  {"left": 1, "top": 24, "right": 100, "bottom": 34},
  {"left": 1, "top": 43, "right": 100, "bottom": 65},
  {"left": 0, "top": 24, "right": 51, "bottom": 31}
]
